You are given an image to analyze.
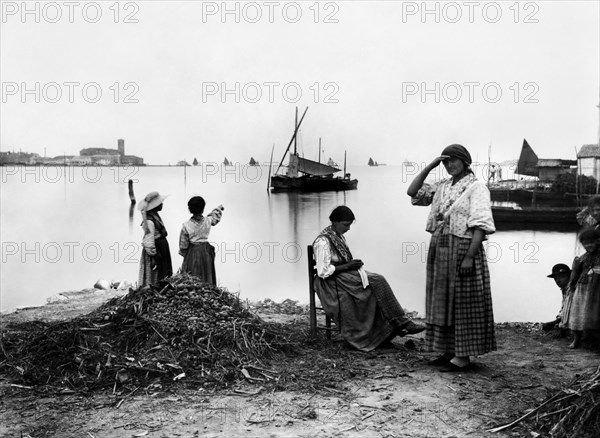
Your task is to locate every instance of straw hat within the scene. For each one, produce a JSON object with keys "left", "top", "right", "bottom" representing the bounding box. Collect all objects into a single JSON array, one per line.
[{"left": 138, "top": 191, "right": 169, "bottom": 211}]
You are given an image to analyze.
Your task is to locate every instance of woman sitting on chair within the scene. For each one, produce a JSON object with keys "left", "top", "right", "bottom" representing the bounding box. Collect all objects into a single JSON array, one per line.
[{"left": 312, "top": 206, "right": 425, "bottom": 351}]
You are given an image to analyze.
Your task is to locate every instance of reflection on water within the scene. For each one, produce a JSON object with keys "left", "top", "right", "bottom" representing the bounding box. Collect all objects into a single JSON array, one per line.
[
  {"left": 128, "top": 203, "right": 136, "bottom": 232},
  {"left": 0, "top": 165, "right": 581, "bottom": 323}
]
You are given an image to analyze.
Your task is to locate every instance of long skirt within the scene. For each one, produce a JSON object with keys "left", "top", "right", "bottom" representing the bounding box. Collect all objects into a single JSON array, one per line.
[
  {"left": 138, "top": 237, "right": 173, "bottom": 287},
  {"left": 181, "top": 242, "right": 217, "bottom": 286},
  {"left": 561, "top": 273, "right": 600, "bottom": 331},
  {"left": 425, "top": 228, "right": 496, "bottom": 357},
  {"left": 314, "top": 270, "right": 410, "bottom": 352}
]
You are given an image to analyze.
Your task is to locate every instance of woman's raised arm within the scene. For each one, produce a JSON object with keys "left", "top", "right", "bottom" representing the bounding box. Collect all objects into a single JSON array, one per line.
[{"left": 406, "top": 156, "right": 447, "bottom": 197}]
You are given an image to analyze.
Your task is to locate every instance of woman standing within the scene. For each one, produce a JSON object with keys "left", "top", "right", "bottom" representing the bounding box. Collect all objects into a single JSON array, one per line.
[
  {"left": 138, "top": 191, "right": 173, "bottom": 287},
  {"left": 313, "top": 206, "right": 425, "bottom": 352},
  {"left": 407, "top": 144, "right": 496, "bottom": 371}
]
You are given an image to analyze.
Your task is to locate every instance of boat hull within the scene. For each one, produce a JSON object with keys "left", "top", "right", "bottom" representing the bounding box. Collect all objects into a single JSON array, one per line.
[
  {"left": 270, "top": 175, "right": 358, "bottom": 192},
  {"left": 491, "top": 206, "right": 580, "bottom": 229}
]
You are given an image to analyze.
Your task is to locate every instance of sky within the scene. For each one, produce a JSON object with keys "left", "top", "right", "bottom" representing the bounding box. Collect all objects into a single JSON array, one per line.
[{"left": 1, "top": 0, "right": 599, "bottom": 166}]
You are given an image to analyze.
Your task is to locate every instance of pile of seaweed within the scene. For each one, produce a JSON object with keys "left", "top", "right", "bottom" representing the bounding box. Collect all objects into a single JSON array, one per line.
[
  {"left": 489, "top": 365, "right": 600, "bottom": 438},
  {"left": 0, "top": 273, "right": 302, "bottom": 392},
  {"left": 250, "top": 298, "right": 309, "bottom": 315}
]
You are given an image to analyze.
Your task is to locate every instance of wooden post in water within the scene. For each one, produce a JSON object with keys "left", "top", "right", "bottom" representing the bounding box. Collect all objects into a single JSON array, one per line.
[{"left": 128, "top": 179, "right": 136, "bottom": 204}]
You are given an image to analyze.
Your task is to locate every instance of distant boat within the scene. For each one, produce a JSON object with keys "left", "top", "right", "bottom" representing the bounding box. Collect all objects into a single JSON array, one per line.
[
  {"left": 327, "top": 157, "right": 339, "bottom": 167},
  {"left": 368, "top": 157, "right": 386, "bottom": 166},
  {"left": 249, "top": 157, "right": 259, "bottom": 166},
  {"left": 269, "top": 107, "right": 358, "bottom": 192},
  {"left": 223, "top": 157, "right": 231, "bottom": 166}
]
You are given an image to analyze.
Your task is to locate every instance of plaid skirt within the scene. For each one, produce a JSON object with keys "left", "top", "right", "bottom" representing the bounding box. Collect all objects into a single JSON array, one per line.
[
  {"left": 425, "top": 227, "right": 496, "bottom": 356},
  {"left": 181, "top": 242, "right": 217, "bottom": 286},
  {"left": 138, "top": 237, "right": 173, "bottom": 287}
]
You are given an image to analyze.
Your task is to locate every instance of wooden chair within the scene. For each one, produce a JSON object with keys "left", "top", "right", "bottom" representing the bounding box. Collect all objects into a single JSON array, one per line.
[{"left": 308, "top": 244, "right": 339, "bottom": 338}]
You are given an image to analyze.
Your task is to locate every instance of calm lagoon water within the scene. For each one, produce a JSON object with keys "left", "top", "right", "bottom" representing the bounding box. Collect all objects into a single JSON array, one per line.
[{"left": 0, "top": 164, "right": 581, "bottom": 322}]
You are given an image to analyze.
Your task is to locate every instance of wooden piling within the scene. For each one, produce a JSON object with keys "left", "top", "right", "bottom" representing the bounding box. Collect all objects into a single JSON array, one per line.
[{"left": 128, "top": 179, "right": 136, "bottom": 204}]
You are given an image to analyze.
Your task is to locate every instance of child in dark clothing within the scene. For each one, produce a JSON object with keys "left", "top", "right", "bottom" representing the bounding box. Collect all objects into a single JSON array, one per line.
[
  {"left": 179, "top": 196, "right": 224, "bottom": 285},
  {"left": 541, "top": 263, "right": 571, "bottom": 334}
]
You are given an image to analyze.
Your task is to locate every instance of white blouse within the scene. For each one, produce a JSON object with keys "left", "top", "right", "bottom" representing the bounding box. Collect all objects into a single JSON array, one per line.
[
  {"left": 313, "top": 235, "right": 369, "bottom": 287},
  {"left": 313, "top": 236, "right": 338, "bottom": 279},
  {"left": 411, "top": 177, "right": 495, "bottom": 238},
  {"left": 179, "top": 208, "right": 223, "bottom": 255}
]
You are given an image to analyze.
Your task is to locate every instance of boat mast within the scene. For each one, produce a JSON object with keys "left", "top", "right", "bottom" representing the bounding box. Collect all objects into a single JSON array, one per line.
[
  {"left": 275, "top": 106, "right": 309, "bottom": 174},
  {"left": 294, "top": 107, "right": 298, "bottom": 156},
  {"left": 597, "top": 93, "right": 600, "bottom": 194},
  {"left": 487, "top": 142, "right": 491, "bottom": 188},
  {"left": 318, "top": 138, "right": 321, "bottom": 164},
  {"left": 575, "top": 145, "right": 581, "bottom": 207},
  {"left": 344, "top": 150, "right": 347, "bottom": 176},
  {"left": 267, "top": 144, "right": 275, "bottom": 193}
]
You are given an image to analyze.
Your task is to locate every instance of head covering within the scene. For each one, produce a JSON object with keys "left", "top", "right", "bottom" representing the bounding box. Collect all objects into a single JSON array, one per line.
[
  {"left": 138, "top": 191, "right": 169, "bottom": 211},
  {"left": 441, "top": 144, "right": 472, "bottom": 166},
  {"left": 547, "top": 263, "right": 571, "bottom": 278},
  {"left": 579, "top": 227, "right": 600, "bottom": 243},
  {"left": 329, "top": 205, "right": 355, "bottom": 222}
]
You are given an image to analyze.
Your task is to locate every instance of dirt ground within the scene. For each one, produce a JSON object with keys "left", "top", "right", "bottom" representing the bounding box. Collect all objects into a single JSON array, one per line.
[{"left": 1, "top": 290, "right": 599, "bottom": 438}]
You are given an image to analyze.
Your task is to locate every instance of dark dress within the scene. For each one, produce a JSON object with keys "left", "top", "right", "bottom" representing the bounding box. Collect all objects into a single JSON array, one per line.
[{"left": 138, "top": 212, "right": 173, "bottom": 287}]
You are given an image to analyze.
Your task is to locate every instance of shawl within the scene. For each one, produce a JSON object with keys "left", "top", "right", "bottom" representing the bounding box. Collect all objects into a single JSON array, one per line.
[{"left": 316, "top": 225, "right": 352, "bottom": 263}]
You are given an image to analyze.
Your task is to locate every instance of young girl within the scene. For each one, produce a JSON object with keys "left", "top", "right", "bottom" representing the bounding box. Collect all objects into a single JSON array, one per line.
[
  {"left": 139, "top": 191, "right": 173, "bottom": 287},
  {"left": 179, "top": 196, "right": 224, "bottom": 285},
  {"left": 561, "top": 228, "right": 600, "bottom": 348}
]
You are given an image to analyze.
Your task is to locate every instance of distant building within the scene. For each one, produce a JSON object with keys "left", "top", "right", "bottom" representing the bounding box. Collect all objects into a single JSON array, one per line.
[
  {"left": 577, "top": 144, "right": 600, "bottom": 181},
  {"left": 79, "top": 139, "right": 144, "bottom": 165},
  {"left": 536, "top": 158, "right": 576, "bottom": 182},
  {"left": 1, "top": 139, "right": 144, "bottom": 166},
  {"left": 0, "top": 151, "right": 40, "bottom": 165}
]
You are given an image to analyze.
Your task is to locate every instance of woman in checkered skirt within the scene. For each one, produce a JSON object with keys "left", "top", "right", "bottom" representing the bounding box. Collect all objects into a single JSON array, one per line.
[{"left": 407, "top": 145, "right": 496, "bottom": 372}]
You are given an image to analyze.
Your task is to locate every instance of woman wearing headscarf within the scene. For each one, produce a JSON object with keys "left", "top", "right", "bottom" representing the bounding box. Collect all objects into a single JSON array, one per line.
[
  {"left": 313, "top": 206, "right": 425, "bottom": 352},
  {"left": 407, "top": 145, "right": 496, "bottom": 371},
  {"left": 138, "top": 191, "right": 173, "bottom": 287}
]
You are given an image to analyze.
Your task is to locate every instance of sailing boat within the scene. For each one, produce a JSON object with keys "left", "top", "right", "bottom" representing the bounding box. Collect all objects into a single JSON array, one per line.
[
  {"left": 269, "top": 107, "right": 358, "bottom": 192},
  {"left": 249, "top": 157, "right": 259, "bottom": 166},
  {"left": 223, "top": 157, "right": 231, "bottom": 166},
  {"left": 368, "top": 157, "right": 386, "bottom": 166},
  {"left": 490, "top": 139, "right": 580, "bottom": 227},
  {"left": 327, "top": 157, "right": 339, "bottom": 167}
]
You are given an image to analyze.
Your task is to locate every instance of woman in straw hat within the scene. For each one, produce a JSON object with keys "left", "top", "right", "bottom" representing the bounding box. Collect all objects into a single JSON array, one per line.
[
  {"left": 407, "top": 144, "right": 496, "bottom": 372},
  {"left": 138, "top": 191, "right": 173, "bottom": 287}
]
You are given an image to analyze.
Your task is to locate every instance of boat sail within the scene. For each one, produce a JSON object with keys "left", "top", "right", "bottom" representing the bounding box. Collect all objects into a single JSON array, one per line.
[
  {"left": 223, "top": 157, "right": 231, "bottom": 166},
  {"left": 515, "top": 139, "right": 539, "bottom": 176},
  {"left": 249, "top": 157, "right": 258, "bottom": 166},
  {"left": 368, "top": 157, "right": 378, "bottom": 166},
  {"left": 269, "top": 107, "right": 358, "bottom": 192}
]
